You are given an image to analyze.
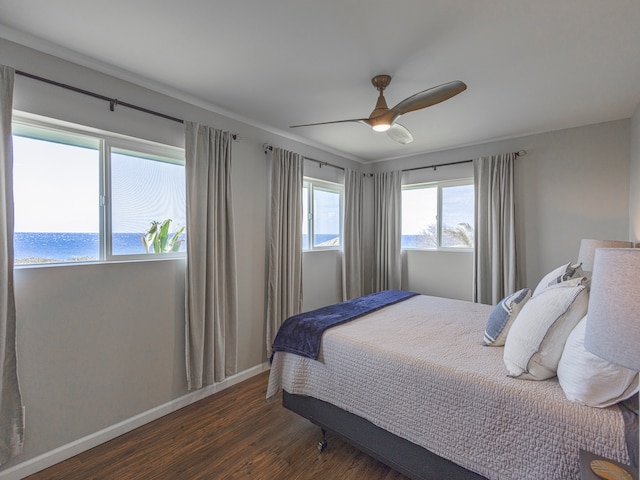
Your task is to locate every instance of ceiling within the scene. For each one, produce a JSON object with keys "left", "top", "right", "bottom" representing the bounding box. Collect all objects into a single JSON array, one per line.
[{"left": 1, "top": 1, "right": 639, "bottom": 163}]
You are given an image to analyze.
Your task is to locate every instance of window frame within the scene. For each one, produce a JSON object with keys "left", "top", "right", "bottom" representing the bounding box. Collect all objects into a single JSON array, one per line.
[
  {"left": 12, "top": 113, "right": 186, "bottom": 266},
  {"left": 401, "top": 177, "right": 474, "bottom": 252},
  {"left": 302, "top": 177, "right": 343, "bottom": 252}
]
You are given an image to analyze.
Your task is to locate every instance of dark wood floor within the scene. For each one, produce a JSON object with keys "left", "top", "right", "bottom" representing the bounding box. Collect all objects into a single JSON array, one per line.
[{"left": 25, "top": 371, "right": 408, "bottom": 479}]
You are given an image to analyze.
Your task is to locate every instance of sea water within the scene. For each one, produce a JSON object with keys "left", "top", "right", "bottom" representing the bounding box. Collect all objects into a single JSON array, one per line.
[
  {"left": 15, "top": 233, "right": 426, "bottom": 264},
  {"left": 13, "top": 232, "right": 169, "bottom": 263}
]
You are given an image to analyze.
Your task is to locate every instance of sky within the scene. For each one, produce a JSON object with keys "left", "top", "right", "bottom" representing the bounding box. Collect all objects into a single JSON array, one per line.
[
  {"left": 402, "top": 187, "right": 437, "bottom": 234},
  {"left": 402, "top": 184, "right": 474, "bottom": 235},
  {"left": 13, "top": 135, "right": 100, "bottom": 232},
  {"left": 13, "top": 135, "right": 185, "bottom": 233}
]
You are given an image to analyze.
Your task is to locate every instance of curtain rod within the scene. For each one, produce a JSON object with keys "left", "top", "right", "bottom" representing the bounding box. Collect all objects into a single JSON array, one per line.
[
  {"left": 263, "top": 143, "right": 526, "bottom": 174},
  {"left": 15, "top": 69, "right": 238, "bottom": 139},
  {"left": 263, "top": 144, "right": 346, "bottom": 171},
  {"left": 402, "top": 150, "right": 526, "bottom": 173},
  {"left": 16, "top": 70, "right": 184, "bottom": 123}
]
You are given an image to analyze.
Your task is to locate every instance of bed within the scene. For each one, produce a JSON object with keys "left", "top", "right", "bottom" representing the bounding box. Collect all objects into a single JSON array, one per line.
[{"left": 266, "top": 291, "right": 637, "bottom": 480}]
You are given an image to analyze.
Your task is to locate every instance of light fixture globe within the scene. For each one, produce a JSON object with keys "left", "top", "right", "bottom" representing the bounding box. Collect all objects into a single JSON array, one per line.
[{"left": 371, "top": 121, "right": 391, "bottom": 132}]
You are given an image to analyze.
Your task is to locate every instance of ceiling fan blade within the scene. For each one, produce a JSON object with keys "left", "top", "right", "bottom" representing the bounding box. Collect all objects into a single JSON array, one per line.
[
  {"left": 290, "top": 118, "right": 370, "bottom": 128},
  {"left": 386, "top": 123, "right": 414, "bottom": 144},
  {"left": 391, "top": 80, "right": 467, "bottom": 116}
]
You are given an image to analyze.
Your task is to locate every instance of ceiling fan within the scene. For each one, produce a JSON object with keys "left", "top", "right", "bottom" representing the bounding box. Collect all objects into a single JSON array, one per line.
[{"left": 290, "top": 75, "right": 467, "bottom": 144}]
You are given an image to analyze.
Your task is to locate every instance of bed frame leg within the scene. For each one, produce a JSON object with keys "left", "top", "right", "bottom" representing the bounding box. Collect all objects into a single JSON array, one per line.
[{"left": 317, "top": 428, "right": 328, "bottom": 452}]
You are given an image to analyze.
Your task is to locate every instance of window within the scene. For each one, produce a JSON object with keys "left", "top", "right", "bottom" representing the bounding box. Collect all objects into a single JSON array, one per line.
[
  {"left": 401, "top": 179, "right": 474, "bottom": 250},
  {"left": 302, "top": 178, "right": 342, "bottom": 250},
  {"left": 110, "top": 147, "right": 185, "bottom": 256},
  {"left": 12, "top": 117, "right": 185, "bottom": 265}
]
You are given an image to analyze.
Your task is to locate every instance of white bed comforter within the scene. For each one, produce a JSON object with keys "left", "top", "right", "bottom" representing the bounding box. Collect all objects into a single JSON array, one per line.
[{"left": 267, "top": 295, "right": 631, "bottom": 480}]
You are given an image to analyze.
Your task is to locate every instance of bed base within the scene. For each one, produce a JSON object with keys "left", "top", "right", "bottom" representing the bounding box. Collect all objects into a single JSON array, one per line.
[{"left": 283, "top": 391, "right": 487, "bottom": 480}]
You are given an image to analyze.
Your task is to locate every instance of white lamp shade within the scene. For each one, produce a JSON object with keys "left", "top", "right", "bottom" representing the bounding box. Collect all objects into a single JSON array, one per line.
[
  {"left": 584, "top": 248, "right": 640, "bottom": 371},
  {"left": 577, "top": 239, "right": 633, "bottom": 272}
]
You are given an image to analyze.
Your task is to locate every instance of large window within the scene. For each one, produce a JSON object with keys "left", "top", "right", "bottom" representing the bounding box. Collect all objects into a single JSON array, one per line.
[
  {"left": 12, "top": 117, "right": 185, "bottom": 265},
  {"left": 401, "top": 179, "right": 474, "bottom": 250},
  {"left": 302, "top": 178, "right": 342, "bottom": 250}
]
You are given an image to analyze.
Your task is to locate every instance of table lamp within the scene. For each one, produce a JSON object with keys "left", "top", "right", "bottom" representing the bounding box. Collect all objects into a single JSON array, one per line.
[
  {"left": 584, "top": 248, "right": 640, "bottom": 480},
  {"left": 577, "top": 239, "right": 633, "bottom": 273}
]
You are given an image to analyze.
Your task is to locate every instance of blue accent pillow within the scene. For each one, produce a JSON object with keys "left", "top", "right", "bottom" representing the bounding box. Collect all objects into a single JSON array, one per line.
[{"left": 483, "top": 288, "right": 532, "bottom": 346}]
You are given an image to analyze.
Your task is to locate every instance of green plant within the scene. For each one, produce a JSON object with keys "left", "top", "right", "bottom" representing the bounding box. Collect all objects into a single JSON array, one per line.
[{"left": 141, "top": 219, "right": 185, "bottom": 253}]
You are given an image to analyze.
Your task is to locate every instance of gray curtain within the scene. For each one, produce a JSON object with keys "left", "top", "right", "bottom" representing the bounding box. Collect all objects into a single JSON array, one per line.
[
  {"left": 0, "top": 65, "right": 24, "bottom": 465},
  {"left": 473, "top": 153, "right": 517, "bottom": 305},
  {"left": 266, "top": 148, "right": 303, "bottom": 356},
  {"left": 184, "top": 122, "right": 238, "bottom": 390},
  {"left": 373, "top": 170, "right": 402, "bottom": 291},
  {"left": 342, "top": 168, "right": 364, "bottom": 300}
]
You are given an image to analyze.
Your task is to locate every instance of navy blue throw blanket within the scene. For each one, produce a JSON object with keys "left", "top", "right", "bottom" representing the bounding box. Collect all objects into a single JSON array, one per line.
[{"left": 270, "top": 290, "right": 419, "bottom": 362}]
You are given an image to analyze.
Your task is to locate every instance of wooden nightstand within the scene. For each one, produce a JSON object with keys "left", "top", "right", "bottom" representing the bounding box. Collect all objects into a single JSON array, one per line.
[{"left": 580, "top": 449, "right": 638, "bottom": 480}]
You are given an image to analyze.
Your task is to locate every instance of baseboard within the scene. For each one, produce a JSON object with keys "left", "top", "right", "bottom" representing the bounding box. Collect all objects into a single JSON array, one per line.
[{"left": 0, "top": 362, "right": 270, "bottom": 480}]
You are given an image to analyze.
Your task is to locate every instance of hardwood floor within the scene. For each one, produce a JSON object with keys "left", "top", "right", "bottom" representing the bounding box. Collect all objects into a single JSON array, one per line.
[{"left": 25, "top": 371, "right": 408, "bottom": 479}]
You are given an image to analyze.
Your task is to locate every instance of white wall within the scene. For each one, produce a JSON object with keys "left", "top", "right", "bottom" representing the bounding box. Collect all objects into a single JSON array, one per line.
[
  {"left": 402, "top": 250, "right": 474, "bottom": 300},
  {"left": 630, "top": 103, "right": 640, "bottom": 243},
  {"left": 302, "top": 251, "right": 343, "bottom": 310},
  {"left": 15, "top": 261, "right": 187, "bottom": 456},
  {"left": 514, "top": 121, "right": 630, "bottom": 287}
]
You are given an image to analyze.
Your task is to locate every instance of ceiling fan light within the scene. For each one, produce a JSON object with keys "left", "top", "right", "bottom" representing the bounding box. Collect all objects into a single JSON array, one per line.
[{"left": 372, "top": 122, "right": 391, "bottom": 132}]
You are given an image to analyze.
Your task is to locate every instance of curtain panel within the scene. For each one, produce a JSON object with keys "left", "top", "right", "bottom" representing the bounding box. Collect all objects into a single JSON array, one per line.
[
  {"left": 0, "top": 65, "right": 24, "bottom": 465},
  {"left": 342, "top": 168, "right": 364, "bottom": 300},
  {"left": 184, "top": 122, "right": 238, "bottom": 390},
  {"left": 473, "top": 152, "right": 518, "bottom": 305},
  {"left": 373, "top": 170, "right": 402, "bottom": 292},
  {"left": 265, "top": 148, "right": 303, "bottom": 356}
]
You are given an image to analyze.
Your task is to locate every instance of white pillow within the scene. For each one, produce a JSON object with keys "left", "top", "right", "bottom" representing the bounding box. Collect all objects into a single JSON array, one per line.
[
  {"left": 483, "top": 288, "right": 532, "bottom": 346},
  {"left": 558, "top": 317, "right": 639, "bottom": 407},
  {"left": 533, "top": 262, "right": 584, "bottom": 297},
  {"left": 504, "top": 280, "right": 589, "bottom": 380}
]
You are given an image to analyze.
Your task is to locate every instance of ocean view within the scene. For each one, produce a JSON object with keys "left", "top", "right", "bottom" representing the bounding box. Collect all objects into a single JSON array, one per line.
[
  {"left": 13, "top": 232, "right": 183, "bottom": 263},
  {"left": 14, "top": 233, "right": 451, "bottom": 264},
  {"left": 17, "top": 233, "right": 340, "bottom": 263}
]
